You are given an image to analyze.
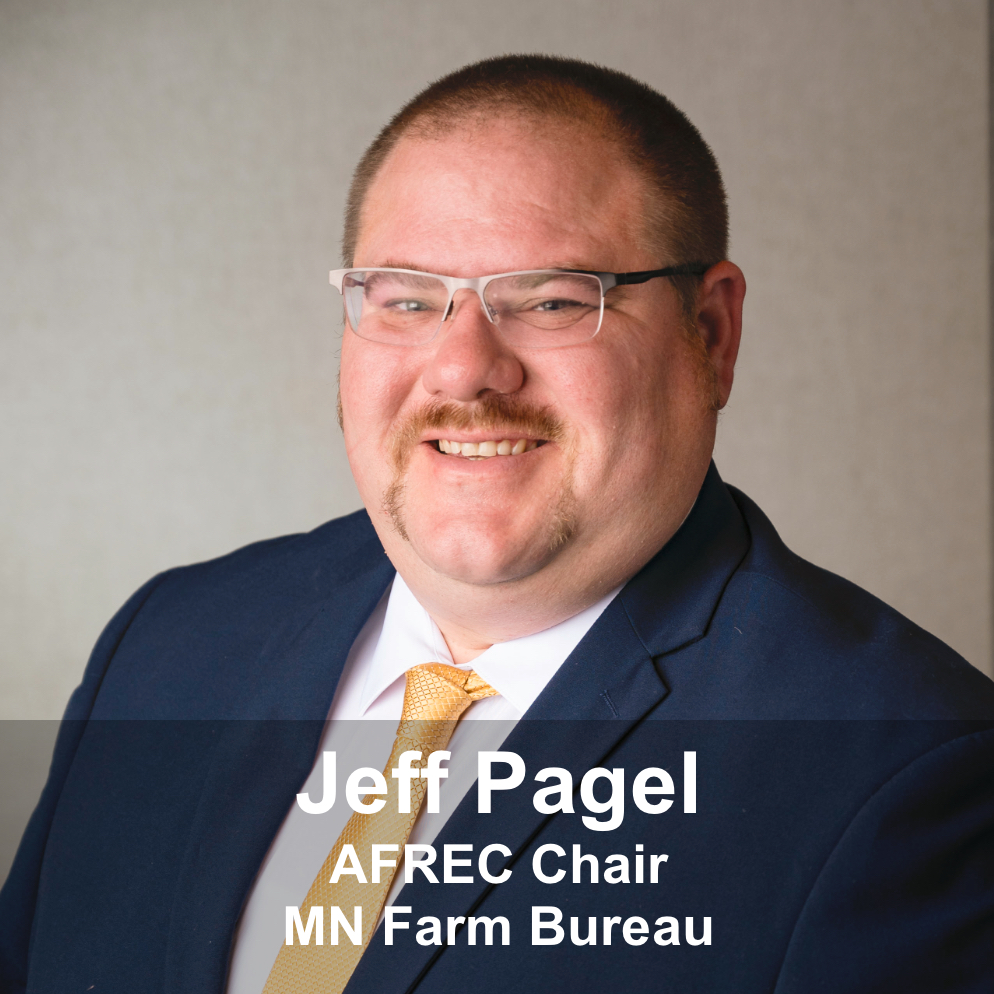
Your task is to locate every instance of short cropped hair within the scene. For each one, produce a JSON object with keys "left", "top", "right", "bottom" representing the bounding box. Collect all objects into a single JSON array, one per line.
[{"left": 342, "top": 54, "right": 728, "bottom": 314}]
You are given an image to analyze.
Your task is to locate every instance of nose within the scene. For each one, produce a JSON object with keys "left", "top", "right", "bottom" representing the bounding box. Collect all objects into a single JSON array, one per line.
[{"left": 420, "top": 289, "right": 525, "bottom": 401}]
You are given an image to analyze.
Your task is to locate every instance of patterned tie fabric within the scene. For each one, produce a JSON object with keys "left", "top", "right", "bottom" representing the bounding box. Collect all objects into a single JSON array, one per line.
[{"left": 262, "top": 663, "right": 498, "bottom": 994}]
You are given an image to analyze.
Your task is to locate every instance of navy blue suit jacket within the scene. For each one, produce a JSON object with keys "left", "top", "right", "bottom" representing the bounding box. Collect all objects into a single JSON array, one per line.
[{"left": 3, "top": 465, "right": 994, "bottom": 993}]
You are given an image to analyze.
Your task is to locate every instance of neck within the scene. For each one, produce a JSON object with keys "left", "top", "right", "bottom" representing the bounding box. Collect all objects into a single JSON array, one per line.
[{"left": 434, "top": 621, "right": 496, "bottom": 665}]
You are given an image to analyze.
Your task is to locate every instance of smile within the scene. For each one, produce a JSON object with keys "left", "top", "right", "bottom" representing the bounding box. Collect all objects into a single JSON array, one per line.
[{"left": 434, "top": 438, "right": 542, "bottom": 459}]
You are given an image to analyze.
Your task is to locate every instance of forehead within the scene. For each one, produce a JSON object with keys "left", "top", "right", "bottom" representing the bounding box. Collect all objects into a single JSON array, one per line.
[{"left": 355, "top": 116, "right": 656, "bottom": 275}]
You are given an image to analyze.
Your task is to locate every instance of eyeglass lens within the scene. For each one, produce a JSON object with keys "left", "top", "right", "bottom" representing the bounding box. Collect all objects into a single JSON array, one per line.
[{"left": 343, "top": 271, "right": 604, "bottom": 347}]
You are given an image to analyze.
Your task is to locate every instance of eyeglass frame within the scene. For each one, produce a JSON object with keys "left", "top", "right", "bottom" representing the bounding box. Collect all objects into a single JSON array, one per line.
[{"left": 328, "top": 263, "right": 710, "bottom": 347}]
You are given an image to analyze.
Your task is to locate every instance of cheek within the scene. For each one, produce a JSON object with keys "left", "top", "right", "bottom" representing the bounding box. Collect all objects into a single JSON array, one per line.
[
  {"left": 557, "top": 340, "right": 678, "bottom": 440},
  {"left": 340, "top": 339, "right": 423, "bottom": 448},
  {"left": 551, "top": 336, "right": 703, "bottom": 496}
]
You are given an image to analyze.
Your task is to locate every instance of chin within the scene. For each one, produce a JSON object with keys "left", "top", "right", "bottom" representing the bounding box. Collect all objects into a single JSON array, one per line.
[{"left": 407, "top": 523, "right": 566, "bottom": 587}]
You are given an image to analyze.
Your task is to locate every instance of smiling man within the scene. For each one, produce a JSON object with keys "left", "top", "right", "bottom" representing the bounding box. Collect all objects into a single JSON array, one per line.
[
  {"left": 3, "top": 55, "right": 994, "bottom": 994},
  {"left": 337, "top": 100, "right": 742, "bottom": 661}
]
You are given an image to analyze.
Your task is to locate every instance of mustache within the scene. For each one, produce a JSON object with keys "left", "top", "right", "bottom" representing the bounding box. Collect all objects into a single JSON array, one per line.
[{"left": 391, "top": 396, "right": 566, "bottom": 468}]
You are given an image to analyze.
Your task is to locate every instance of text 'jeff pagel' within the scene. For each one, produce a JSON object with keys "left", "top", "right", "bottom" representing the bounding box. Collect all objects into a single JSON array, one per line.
[{"left": 296, "top": 750, "right": 698, "bottom": 831}]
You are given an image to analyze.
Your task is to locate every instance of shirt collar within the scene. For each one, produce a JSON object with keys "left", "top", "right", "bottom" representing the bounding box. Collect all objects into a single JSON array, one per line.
[{"left": 358, "top": 572, "right": 621, "bottom": 717}]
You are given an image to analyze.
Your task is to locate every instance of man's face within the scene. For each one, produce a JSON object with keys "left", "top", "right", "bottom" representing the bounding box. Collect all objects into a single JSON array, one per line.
[{"left": 340, "top": 117, "right": 720, "bottom": 605}]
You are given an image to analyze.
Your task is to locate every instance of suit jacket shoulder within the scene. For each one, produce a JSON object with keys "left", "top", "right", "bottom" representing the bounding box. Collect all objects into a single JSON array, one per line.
[
  {"left": 71, "top": 507, "right": 394, "bottom": 721},
  {"left": 622, "top": 469, "right": 994, "bottom": 720}
]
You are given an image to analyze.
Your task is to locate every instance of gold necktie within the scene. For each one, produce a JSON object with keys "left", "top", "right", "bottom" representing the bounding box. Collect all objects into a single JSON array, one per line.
[{"left": 262, "top": 663, "right": 498, "bottom": 994}]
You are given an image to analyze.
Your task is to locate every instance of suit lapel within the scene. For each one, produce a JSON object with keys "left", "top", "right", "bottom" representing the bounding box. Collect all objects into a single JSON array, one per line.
[
  {"left": 163, "top": 536, "right": 395, "bottom": 993},
  {"left": 618, "top": 462, "right": 751, "bottom": 659}
]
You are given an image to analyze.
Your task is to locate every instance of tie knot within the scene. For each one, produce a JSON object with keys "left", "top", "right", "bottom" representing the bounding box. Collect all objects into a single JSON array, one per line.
[{"left": 400, "top": 662, "right": 498, "bottom": 723}]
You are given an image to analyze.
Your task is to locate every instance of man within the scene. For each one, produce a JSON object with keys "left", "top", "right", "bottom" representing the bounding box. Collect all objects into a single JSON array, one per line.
[{"left": 2, "top": 55, "right": 993, "bottom": 994}]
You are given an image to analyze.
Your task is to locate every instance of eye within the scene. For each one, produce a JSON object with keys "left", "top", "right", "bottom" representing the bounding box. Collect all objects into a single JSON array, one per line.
[
  {"left": 387, "top": 298, "right": 432, "bottom": 312},
  {"left": 532, "top": 297, "right": 585, "bottom": 312}
]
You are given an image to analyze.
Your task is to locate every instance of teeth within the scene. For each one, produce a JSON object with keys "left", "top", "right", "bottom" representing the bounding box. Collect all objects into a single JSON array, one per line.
[{"left": 436, "top": 438, "right": 539, "bottom": 459}]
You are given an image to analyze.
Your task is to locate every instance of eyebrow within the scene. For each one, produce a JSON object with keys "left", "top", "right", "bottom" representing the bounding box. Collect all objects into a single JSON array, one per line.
[{"left": 377, "top": 259, "right": 431, "bottom": 272}]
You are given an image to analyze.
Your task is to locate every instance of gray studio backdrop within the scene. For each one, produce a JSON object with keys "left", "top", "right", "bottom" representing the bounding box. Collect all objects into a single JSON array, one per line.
[{"left": 2, "top": 0, "right": 990, "bottom": 720}]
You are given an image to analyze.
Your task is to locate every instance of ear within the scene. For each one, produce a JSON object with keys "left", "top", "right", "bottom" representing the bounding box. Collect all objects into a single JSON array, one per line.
[{"left": 694, "top": 261, "right": 746, "bottom": 409}]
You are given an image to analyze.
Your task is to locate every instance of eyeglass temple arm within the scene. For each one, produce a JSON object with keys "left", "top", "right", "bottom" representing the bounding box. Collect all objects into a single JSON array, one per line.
[{"left": 608, "top": 263, "right": 710, "bottom": 287}]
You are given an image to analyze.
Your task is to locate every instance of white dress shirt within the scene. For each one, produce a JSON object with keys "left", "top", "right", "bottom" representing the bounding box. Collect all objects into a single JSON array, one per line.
[{"left": 225, "top": 572, "right": 621, "bottom": 994}]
